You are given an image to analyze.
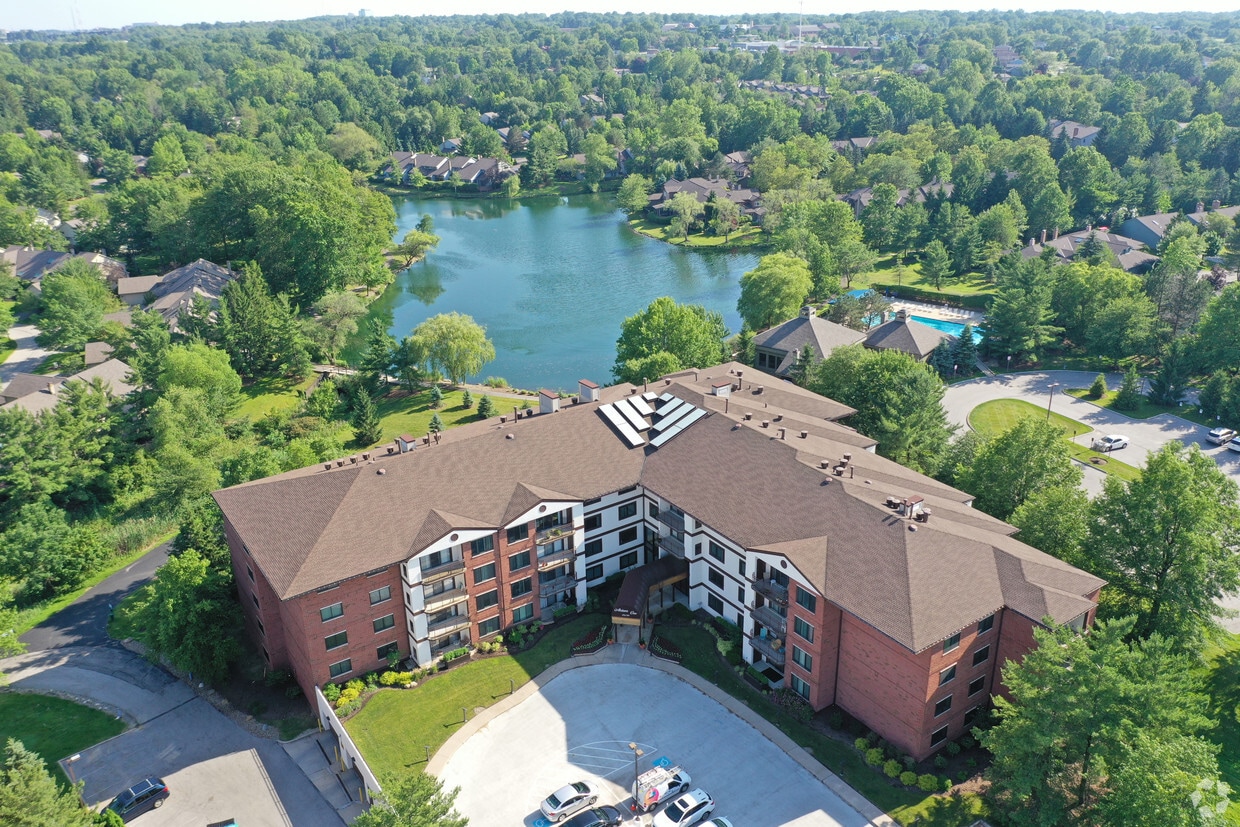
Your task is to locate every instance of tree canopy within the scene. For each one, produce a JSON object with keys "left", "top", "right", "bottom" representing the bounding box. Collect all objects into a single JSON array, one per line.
[
  {"left": 614, "top": 296, "right": 729, "bottom": 383},
  {"left": 737, "top": 253, "right": 813, "bottom": 331}
]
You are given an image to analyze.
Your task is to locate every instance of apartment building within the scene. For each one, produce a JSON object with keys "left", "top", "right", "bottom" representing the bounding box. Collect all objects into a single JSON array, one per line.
[{"left": 213, "top": 363, "right": 1102, "bottom": 759}]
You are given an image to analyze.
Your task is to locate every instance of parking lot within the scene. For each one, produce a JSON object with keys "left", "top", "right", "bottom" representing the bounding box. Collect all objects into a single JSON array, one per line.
[{"left": 439, "top": 663, "right": 871, "bottom": 827}]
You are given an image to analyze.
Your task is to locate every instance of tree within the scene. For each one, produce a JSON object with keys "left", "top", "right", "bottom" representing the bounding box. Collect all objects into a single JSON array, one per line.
[
  {"left": 156, "top": 343, "right": 242, "bottom": 421},
  {"left": 0, "top": 739, "right": 93, "bottom": 827},
  {"left": 409, "top": 313, "right": 495, "bottom": 386},
  {"left": 920, "top": 240, "right": 952, "bottom": 290},
  {"left": 217, "top": 264, "right": 309, "bottom": 380},
  {"left": 983, "top": 617, "right": 1217, "bottom": 827},
  {"left": 125, "top": 549, "right": 241, "bottom": 683},
  {"left": 500, "top": 175, "right": 520, "bottom": 198},
  {"left": 1092, "top": 733, "right": 1230, "bottom": 827},
  {"left": 737, "top": 253, "right": 813, "bottom": 331},
  {"left": 392, "top": 229, "right": 441, "bottom": 269},
  {"left": 666, "top": 192, "right": 705, "bottom": 241},
  {"left": 831, "top": 238, "right": 877, "bottom": 291},
  {"left": 172, "top": 496, "right": 230, "bottom": 569},
  {"left": 1083, "top": 444, "right": 1240, "bottom": 645},
  {"left": 146, "top": 135, "right": 188, "bottom": 178},
  {"left": 352, "top": 772, "right": 467, "bottom": 827},
  {"left": 806, "top": 346, "right": 954, "bottom": 473},
  {"left": 956, "top": 416, "right": 1083, "bottom": 521},
  {"left": 476, "top": 395, "right": 496, "bottom": 419},
  {"left": 1084, "top": 294, "right": 1158, "bottom": 364},
  {"left": 1148, "top": 341, "right": 1191, "bottom": 407},
  {"left": 428, "top": 413, "right": 444, "bottom": 434},
  {"left": 36, "top": 259, "right": 119, "bottom": 350},
  {"left": 1113, "top": 365, "right": 1142, "bottom": 412},
  {"left": 860, "top": 183, "right": 900, "bottom": 252},
  {"left": 708, "top": 197, "right": 741, "bottom": 240},
  {"left": 461, "top": 389, "right": 473, "bottom": 409},
  {"left": 351, "top": 392, "right": 382, "bottom": 446},
  {"left": 580, "top": 133, "right": 616, "bottom": 192},
  {"left": 617, "top": 174, "right": 653, "bottom": 216},
  {"left": 1192, "top": 284, "right": 1240, "bottom": 371},
  {"left": 984, "top": 261, "right": 1061, "bottom": 361},
  {"left": 430, "top": 385, "right": 443, "bottom": 409},
  {"left": 312, "top": 291, "right": 366, "bottom": 363},
  {"left": 1010, "top": 484, "right": 1091, "bottom": 566},
  {"left": 613, "top": 297, "right": 728, "bottom": 384},
  {"left": 325, "top": 122, "right": 383, "bottom": 171}
]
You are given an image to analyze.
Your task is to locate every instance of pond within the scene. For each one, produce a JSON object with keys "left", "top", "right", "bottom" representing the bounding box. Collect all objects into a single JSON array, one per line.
[{"left": 354, "top": 194, "right": 761, "bottom": 391}]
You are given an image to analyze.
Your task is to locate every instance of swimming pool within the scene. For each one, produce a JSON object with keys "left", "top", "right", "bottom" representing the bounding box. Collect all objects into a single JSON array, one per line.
[{"left": 910, "top": 315, "right": 985, "bottom": 344}]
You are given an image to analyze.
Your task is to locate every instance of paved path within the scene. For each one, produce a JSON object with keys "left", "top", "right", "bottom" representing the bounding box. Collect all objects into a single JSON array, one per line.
[
  {"left": 0, "top": 321, "right": 54, "bottom": 387},
  {"left": 432, "top": 641, "right": 893, "bottom": 827}
]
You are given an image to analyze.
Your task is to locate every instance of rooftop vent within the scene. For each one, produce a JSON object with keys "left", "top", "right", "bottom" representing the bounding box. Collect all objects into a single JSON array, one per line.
[
  {"left": 777, "top": 428, "right": 786, "bottom": 440},
  {"left": 324, "top": 463, "right": 332, "bottom": 471},
  {"left": 578, "top": 379, "right": 600, "bottom": 402},
  {"left": 350, "top": 455, "right": 358, "bottom": 464},
  {"left": 761, "top": 420, "right": 769, "bottom": 428},
  {"left": 361, "top": 452, "right": 371, "bottom": 461},
  {"left": 820, "top": 460, "right": 830, "bottom": 469},
  {"left": 755, "top": 385, "right": 764, "bottom": 394},
  {"left": 800, "top": 430, "right": 808, "bottom": 439},
  {"left": 743, "top": 412, "right": 752, "bottom": 421},
  {"left": 377, "top": 468, "right": 386, "bottom": 475},
  {"left": 336, "top": 459, "right": 345, "bottom": 468}
]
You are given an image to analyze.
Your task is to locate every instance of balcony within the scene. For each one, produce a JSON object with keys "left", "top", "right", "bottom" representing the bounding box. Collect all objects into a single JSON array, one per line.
[
  {"left": 658, "top": 533, "right": 685, "bottom": 558},
  {"left": 656, "top": 509, "right": 685, "bottom": 530},
  {"left": 430, "top": 633, "right": 470, "bottom": 654},
  {"left": 750, "top": 634, "right": 786, "bottom": 667},
  {"left": 419, "top": 558, "right": 465, "bottom": 583},
  {"left": 539, "top": 574, "right": 576, "bottom": 595},
  {"left": 752, "top": 604, "right": 787, "bottom": 636},
  {"left": 750, "top": 576, "right": 789, "bottom": 605},
  {"left": 423, "top": 587, "right": 468, "bottom": 612},
  {"left": 537, "top": 545, "right": 577, "bottom": 571},
  {"left": 427, "top": 613, "right": 470, "bottom": 636},
  {"left": 535, "top": 524, "right": 574, "bottom": 546}
]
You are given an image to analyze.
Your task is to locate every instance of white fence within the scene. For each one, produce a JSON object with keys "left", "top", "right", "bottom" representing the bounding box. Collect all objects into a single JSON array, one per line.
[{"left": 315, "top": 686, "right": 383, "bottom": 804}]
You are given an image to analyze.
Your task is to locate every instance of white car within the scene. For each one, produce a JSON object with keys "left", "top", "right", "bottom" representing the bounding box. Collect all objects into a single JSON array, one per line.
[
  {"left": 1229, "top": 436, "right": 1240, "bottom": 454},
  {"left": 540, "top": 781, "right": 599, "bottom": 822},
  {"left": 1091, "top": 434, "right": 1129, "bottom": 451},
  {"left": 1207, "top": 427, "right": 1237, "bottom": 445},
  {"left": 652, "top": 789, "right": 716, "bottom": 827},
  {"left": 706, "top": 819, "right": 735, "bottom": 827}
]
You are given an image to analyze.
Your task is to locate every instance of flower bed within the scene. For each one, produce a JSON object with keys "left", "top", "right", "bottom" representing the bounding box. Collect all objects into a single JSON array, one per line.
[
  {"left": 571, "top": 624, "right": 609, "bottom": 655},
  {"left": 649, "top": 634, "right": 682, "bottom": 663}
]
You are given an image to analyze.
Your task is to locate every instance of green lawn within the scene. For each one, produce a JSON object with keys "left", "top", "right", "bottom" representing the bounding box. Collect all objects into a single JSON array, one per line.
[
  {"left": 0, "top": 693, "right": 126, "bottom": 786},
  {"left": 0, "top": 299, "right": 15, "bottom": 363},
  {"left": 1065, "top": 387, "right": 1210, "bottom": 425},
  {"left": 370, "top": 386, "right": 500, "bottom": 447},
  {"left": 235, "top": 375, "right": 317, "bottom": 421},
  {"left": 846, "top": 257, "right": 995, "bottom": 309},
  {"left": 629, "top": 218, "right": 767, "bottom": 248},
  {"left": 1199, "top": 633, "right": 1240, "bottom": 825},
  {"left": 969, "top": 398, "right": 1142, "bottom": 482},
  {"left": 345, "top": 612, "right": 607, "bottom": 782},
  {"left": 658, "top": 625, "right": 990, "bottom": 827}
]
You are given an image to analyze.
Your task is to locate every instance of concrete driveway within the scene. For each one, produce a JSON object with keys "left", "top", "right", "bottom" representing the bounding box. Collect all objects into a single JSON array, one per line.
[
  {"left": 440, "top": 662, "right": 873, "bottom": 827},
  {"left": 0, "top": 321, "right": 54, "bottom": 386}
]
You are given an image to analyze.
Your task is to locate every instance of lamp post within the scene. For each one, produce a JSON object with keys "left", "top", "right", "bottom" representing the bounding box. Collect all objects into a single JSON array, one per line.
[
  {"left": 1046, "top": 382, "right": 1060, "bottom": 421},
  {"left": 65, "top": 754, "right": 82, "bottom": 804},
  {"left": 628, "top": 742, "right": 644, "bottom": 810}
]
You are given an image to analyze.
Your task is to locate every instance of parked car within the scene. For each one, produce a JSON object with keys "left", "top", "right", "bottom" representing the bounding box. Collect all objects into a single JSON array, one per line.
[
  {"left": 1091, "top": 434, "right": 1129, "bottom": 451},
  {"left": 1229, "top": 436, "right": 1240, "bottom": 453},
  {"left": 540, "top": 781, "right": 599, "bottom": 822},
  {"left": 105, "top": 777, "right": 169, "bottom": 822},
  {"left": 652, "top": 789, "right": 716, "bottom": 827},
  {"left": 1207, "top": 427, "right": 1237, "bottom": 445},
  {"left": 563, "top": 805, "right": 623, "bottom": 827},
  {"left": 706, "top": 819, "right": 735, "bottom": 827},
  {"left": 635, "top": 765, "right": 692, "bottom": 811}
]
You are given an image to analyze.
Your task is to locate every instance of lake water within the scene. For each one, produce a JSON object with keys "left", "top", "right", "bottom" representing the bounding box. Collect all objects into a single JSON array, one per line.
[{"left": 357, "top": 194, "right": 760, "bottom": 391}]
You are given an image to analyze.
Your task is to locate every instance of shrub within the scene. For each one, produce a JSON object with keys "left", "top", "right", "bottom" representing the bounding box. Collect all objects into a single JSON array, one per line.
[
  {"left": 883, "top": 759, "right": 902, "bottom": 778},
  {"left": 345, "top": 678, "right": 365, "bottom": 695},
  {"left": 966, "top": 757, "right": 978, "bottom": 769},
  {"left": 933, "top": 755, "right": 948, "bottom": 769},
  {"left": 264, "top": 669, "right": 292, "bottom": 687},
  {"left": 571, "top": 625, "right": 608, "bottom": 655},
  {"left": 364, "top": 671, "right": 379, "bottom": 689},
  {"left": 336, "top": 687, "right": 361, "bottom": 709},
  {"left": 745, "top": 664, "right": 768, "bottom": 685},
  {"left": 945, "top": 740, "right": 961, "bottom": 757},
  {"left": 386, "top": 650, "right": 402, "bottom": 670},
  {"left": 854, "top": 738, "right": 870, "bottom": 752},
  {"left": 902, "top": 756, "right": 917, "bottom": 771},
  {"left": 828, "top": 711, "right": 844, "bottom": 730},
  {"left": 285, "top": 685, "right": 303, "bottom": 699},
  {"left": 865, "top": 748, "right": 884, "bottom": 767},
  {"left": 900, "top": 771, "right": 918, "bottom": 787},
  {"left": 462, "top": 389, "right": 473, "bottom": 409},
  {"left": 959, "top": 735, "right": 976, "bottom": 750},
  {"left": 771, "top": 689, "right": 812, "bottom": 723},
  {"left": 380, "top": 671, "right": 413, "bottom": 686},
  {"left": 1089, "top": 373, "right": 1108, "bottom": 399},
  {"left": 943, "top": 777, "right": 954, "bottom": 793},
  {"left": 484, "top": 376, "right": 509, "bottom": 388},
  {"left": 917, "top": 774, "right": 939, "bottom": 793},
  {"left": 336, "top": 698, "right": 362, "bottom": 717},
  {"left": 322, "top": 683, "right": 341, "bottom": 703}
]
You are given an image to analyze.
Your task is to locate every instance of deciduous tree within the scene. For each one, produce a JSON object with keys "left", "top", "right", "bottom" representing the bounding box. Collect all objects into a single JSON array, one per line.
[
  {"left": 408, "top": 313, "right": 496, "bottom": 386},
  {"left": 614, "top": 297, "right": 728, "bottom": 384},
  {"left": 956, "top": 416, "right": 1083, "bottom": 520},
  {"left": 737, "top": 253, "right": 813, "bottom": 330},
  {"left": 36, "top": 259, "right": 119, "bottom": 351}
]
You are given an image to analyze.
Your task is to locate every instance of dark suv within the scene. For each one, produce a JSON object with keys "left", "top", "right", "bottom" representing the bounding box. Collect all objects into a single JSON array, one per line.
[{"left": 105, "top": 777, "right": 170, "bottom": 822}]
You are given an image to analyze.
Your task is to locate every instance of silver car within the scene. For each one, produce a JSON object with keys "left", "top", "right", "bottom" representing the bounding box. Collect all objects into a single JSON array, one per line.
[{"left": 540, "top": 781, "right": 600, "bottom": 822}]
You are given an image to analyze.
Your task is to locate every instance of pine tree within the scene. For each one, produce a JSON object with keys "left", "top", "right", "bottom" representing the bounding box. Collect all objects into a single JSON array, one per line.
[
  {"left": 1198, "top": 371, "right": 1231, "bottom": 420},
  {"left": 477, "top": 395, "right": 496, "bottom": 419},
  {"left": 461, "top": 389, "right": 473, "bottom": 409},
  {"left": 930, "top": 340, "right": 954, "bottom": 379},
  {"left": 950, "top": 324, "right": 978, "bottom": 372},
  {"left": 430, "top": 385, "right": 443, "bottom": 409},
  {"left": 351, "top": 392, "right": 382, "bottom": 446},
  {"left": 0, "top": 739, "right": 94, "bottom": 827},
  {"left": 1113, "top": 366, "right": 1142, "bottom": 412},
  {"left": 428, "top": 413, "right": 445, "bottom": 433},
  {"left": 1089, "top": 373, "right": 1108, "bottom": 399},
  {"left": 921, "top": 240, "right": 952, "bottom": 290}
]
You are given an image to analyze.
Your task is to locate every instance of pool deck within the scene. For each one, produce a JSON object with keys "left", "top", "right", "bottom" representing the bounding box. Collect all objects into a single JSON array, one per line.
[{"left": 888, "top": 298, "right": 984, "bottom": 324}]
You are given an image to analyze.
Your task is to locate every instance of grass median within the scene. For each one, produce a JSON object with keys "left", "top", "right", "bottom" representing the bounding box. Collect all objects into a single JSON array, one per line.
[{"left": 0, "top": 693, "right": 126, "bottom": 786}]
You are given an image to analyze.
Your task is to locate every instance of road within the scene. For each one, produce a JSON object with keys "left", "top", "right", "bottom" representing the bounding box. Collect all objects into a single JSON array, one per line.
[{"left": 0, "top": 321, "right": 54, "bottom": 387}]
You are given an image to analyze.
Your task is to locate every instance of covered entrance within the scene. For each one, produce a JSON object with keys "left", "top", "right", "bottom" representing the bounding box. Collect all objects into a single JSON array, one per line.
[{"left": 611, "top": 556, "right": 689, "bottom": 644}]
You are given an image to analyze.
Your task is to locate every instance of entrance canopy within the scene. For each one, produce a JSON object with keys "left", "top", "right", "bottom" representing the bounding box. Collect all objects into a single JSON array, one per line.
[{"left": 612, "top": 556, "right": 689, "bottom": 626}]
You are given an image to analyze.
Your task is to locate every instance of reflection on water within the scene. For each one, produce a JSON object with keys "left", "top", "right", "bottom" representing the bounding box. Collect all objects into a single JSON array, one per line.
[{"left": 353, "top": 193, "right": 761, "bottom": 390}]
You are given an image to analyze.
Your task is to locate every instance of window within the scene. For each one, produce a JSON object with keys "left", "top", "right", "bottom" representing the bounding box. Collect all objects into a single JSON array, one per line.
[
  {"left": 584, "top": 539, "right": 602, "bottom": 556},
  {"left": 618, "top": 502, "right": 637, "bottom": 519},
  {"left": 794, "top": 616, "right": 815, "bottom": 643},
  {"left": 420, "top": 550, "right": 452, "bottom": 572},
  {"left": 796, "top": 587, "right": 817, "bottom": 613},
  {"left": 376, "top": 642, "right": 399, "bottom": 660},
  {"left": 512, "top": 604, "right": 534, "bottom": 623},
  {"left": 509, "top": 551, "right": 531, "bottom": 572},
  {"left": 964, "top": 707, "right": 980, "bottom": 725},
  {"left": 619, "top": 551, "right": 638, "bottom": 568},
  {"left": 256, "top": 618, "right": 264, "bottom": 636},
  {"left": 471, "top": 535, "right": 494, "bottom": 555},
  {"left": 707, "top": 594, "right": 724, "bottom": 614},
  {"left": 373, "top": 614, "right": 395, "bottom": 633},
  {"left": 320, "top": 602, "right": 344, "bottom": 622},
  {"left": 708, "top": 568, "right": 724, "bottom": 588},
  {"left": 474, "top": 563, "right": 496, "bottom": 583},
  {"left": 251, "top": 594, "right": 260, "bottom": 610},
  {"left": 511, "top": 578, "right": 532, "bottom": 598},
  {"left": 943, "top": 632, "right": 961, "bottom": 653},
  {"left": 738, "top": 560, "right": 746, "bottom": 577},
  {"left": 325, "top": 631, "right": 348, "bottom": 651},
  {"left": 792, "top": 645, "right": 813, "bottom": 671},
  {"left": 694, "top": 543, "right": 702, "bottom": 557},
  {"left": 476, "top": 590, "right": 499, "bottom": 611},
  {"left": 934, "top": 695, "right": 953, "bottom": 717},
  {"left": 709, "top": 541, "right": 726, "bottom": 562},
  {"left": 585, "top": 564, "right": 603, "bottom": 581},
  {"left": 737, "top": 586, "right": 745, "bottom": 602},
  {"left": 584, "top": 514, "right": 601, "bottom": 532},
  {"left": 619, "top": 526, "right": 637, "bottom": 544},
  {"left": 369, "top": 586, "right": 391, "bottom": 605},
  {"left": 506, "top": 523, "right": 529, "bottom": 544},
  {"left": 649, "top": 502, "right": 659, "bottom": 517},
  {"left": 246, "top": 565, "right": 254, "bottom": 583},
  {"left": 939, "top": 664, "right": 957, "bottom": 686},
  {"left": 978, "top": 614, "right": 994, "bottom": 634},
  {"left": 968, "top": 676, "right": 985, "bottom": 697},
  {"left": 930, "top": 726, "right": 949, "bottom": 747},
  {"left": 790, "top": 674, "right": 810, "bottom": 699},
  {"left": 478, "top": 617, "right": 501, "bottom": 637},
  {"left": 972, "top": 645, "right": 991, "bottom": 667},
  {"left": 329, "top": 658, "right": 353, "bottom": 678}
]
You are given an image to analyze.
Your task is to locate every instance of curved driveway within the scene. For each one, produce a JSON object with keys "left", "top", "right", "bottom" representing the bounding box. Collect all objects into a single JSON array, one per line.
[{"left": 0, "top": 322, "right": 54, "bottom": 386}]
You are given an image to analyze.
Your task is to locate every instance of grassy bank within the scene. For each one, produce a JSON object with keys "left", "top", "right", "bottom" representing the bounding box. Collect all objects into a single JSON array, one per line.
[
  {"left": 628, "top": 218, "right": 767, "bottom": 249},
  {"left": 0, "top": 694, "right": 126, "bottom": 786}
]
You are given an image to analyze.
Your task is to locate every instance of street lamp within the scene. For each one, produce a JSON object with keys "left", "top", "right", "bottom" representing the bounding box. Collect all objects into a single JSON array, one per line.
[
  {"left": 628, "top": 742, "right": 644, "bottom": 810},
  {"left": 1046, "top": 382, "right": 1060, "bottom": 421},
  {"left": 65, "top": 754, "right": 82, "bottom": 804}
]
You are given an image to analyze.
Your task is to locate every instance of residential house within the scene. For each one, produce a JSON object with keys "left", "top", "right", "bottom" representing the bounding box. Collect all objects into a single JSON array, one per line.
[
  {"left": 579, "top": 93, "right": 606, "bottom": 111},
  {"left": 842, "top": 181, "right": 954, "bottom": 218},
  {"left": 214, "top": 363, "right": 1101, "bottom": 760},
  {"left": 863, "top": 310, "right": 955, "bottom": 361},
  {"left": 723, "top": 151, "right": 752, "bottom": 182},
  {"left": 751, "top": 307, "right": 866, "bottom": 376},
  {"left": 831, "top": 137, "right": 876, "bottom": 154},
  {"left": 1, "top": 358, "right": 134, "bottom": 414},
  {"left": 386, "top": 152, "right": 449, "bottom": 183},
  {"left": 1048, "top": 119, "right": 1101, "bottom": 148},
  {"left": 1185, "top": 201, "right": 1240, "bottom": 231},
  {"left": 1020, "top": 228, "right": 1159, "bottom": 274},
  {"left": 115, "top": 274, "right": 164, "bottom": 306},
  {"left": 650, "top": 178, "right": 763, "bottom": 224},
  {"left": 479, "top": 112, "right": 499, "bottom": 126},
  {"left": 439, "top": 138, "right": 463, "bottom": 154},
  {"left": 1116, "top": 212, "right": 1179, "bottom": 250},
  {"left": 84, "top": 341, "right": 114, "bottom": 366},
  {"left": 144, "top": 259, "right": 238, "bottom": 333},
  {"left": 1, "top": 247, "right": 128, "bottom": 289}
]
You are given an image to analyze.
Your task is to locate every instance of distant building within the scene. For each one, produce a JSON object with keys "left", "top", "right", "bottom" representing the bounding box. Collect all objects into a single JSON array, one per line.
[
  {"left": 1048, "top": 119, "right": 1101, "bottom": 148},
  {"left": 1020, "top": 228, "right": 1159, "bottom": 274},
  {"left": 752, "top": 307, "right": 866, "bottom": 376},
  {"left": 863, "top": 310, "right": 955, "bottom": 362},
  {"left": 1, "top": 358, "right": 134, "bottom": 414},
  {"left": 0, "top": 247, "right": 127, "bottom": 289}
]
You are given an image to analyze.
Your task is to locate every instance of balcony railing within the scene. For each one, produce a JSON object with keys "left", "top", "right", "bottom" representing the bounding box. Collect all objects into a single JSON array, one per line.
[
  {"left": 658, "top": 533, "right": 685, "bottom": 558},
  {"left": 535, "top": 524, "right": 574, "bottom": 546},
  {"left": 423, "top": 587, "right": 468, "bottom": 612},
  {"left": 430, "top": 633, "right": 470, "bottom": 654},
  {"left": 750, "top": 634, "right": 786, "bottom": 666},
  {"left": 539, "top": 574, "right": 576, "bottom": 595},
  {"left": 420, "top": 558, "right": 465, "bottom": 582},
  {"left": 656, "top": 509, "right": 685, "bottom": 530},
  {"left": 752, "top": 604, "right": 788, "bottom": 635},
  {"left": 427, "top": 614, "right": 470, "bottom": 635},
  {"left": 750, "top": 576, "right": 789, "bottom": 605},
  {"left": 536, "top": 545, "right": 577, "bottom": 571}
]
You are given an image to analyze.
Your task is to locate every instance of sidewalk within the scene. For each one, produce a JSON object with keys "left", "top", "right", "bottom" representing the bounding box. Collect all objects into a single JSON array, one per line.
[{"left": 429, "top": 642, "right": 895, "bottom": 827}]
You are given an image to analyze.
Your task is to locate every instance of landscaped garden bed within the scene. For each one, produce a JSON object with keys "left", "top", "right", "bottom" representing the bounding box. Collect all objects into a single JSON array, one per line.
[{"left": 571, "top": 623, "right": 610, "bottom": 656}]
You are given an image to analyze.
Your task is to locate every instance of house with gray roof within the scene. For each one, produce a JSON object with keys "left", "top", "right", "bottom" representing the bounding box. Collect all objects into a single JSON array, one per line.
[
  {"left": 1048, "top": 119, "right": 1101, "bottom": 147},
  {"left": 864, "top": 310, "right": 955, "bottom": 361},
  {"left": 214, "top": 362, "right": 1101, "bottom": 761},
  {"left": 1, "top": 358, "right": 134, "bottom": 414},
  {"left": 143, "top": 259, "right": 237, "bottom": 333},
  {"left": 1116, "top": 212, "right": 1179, "bottom": 250},
  {"left": 1021, "top": 228, "right": 1159, "bottom": 274},
  {"left": 752, "top": 307, "right": 866, "bottom": 376},
  {"left": 1, "top": 247, "right": 127, "bottom": 289}
]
